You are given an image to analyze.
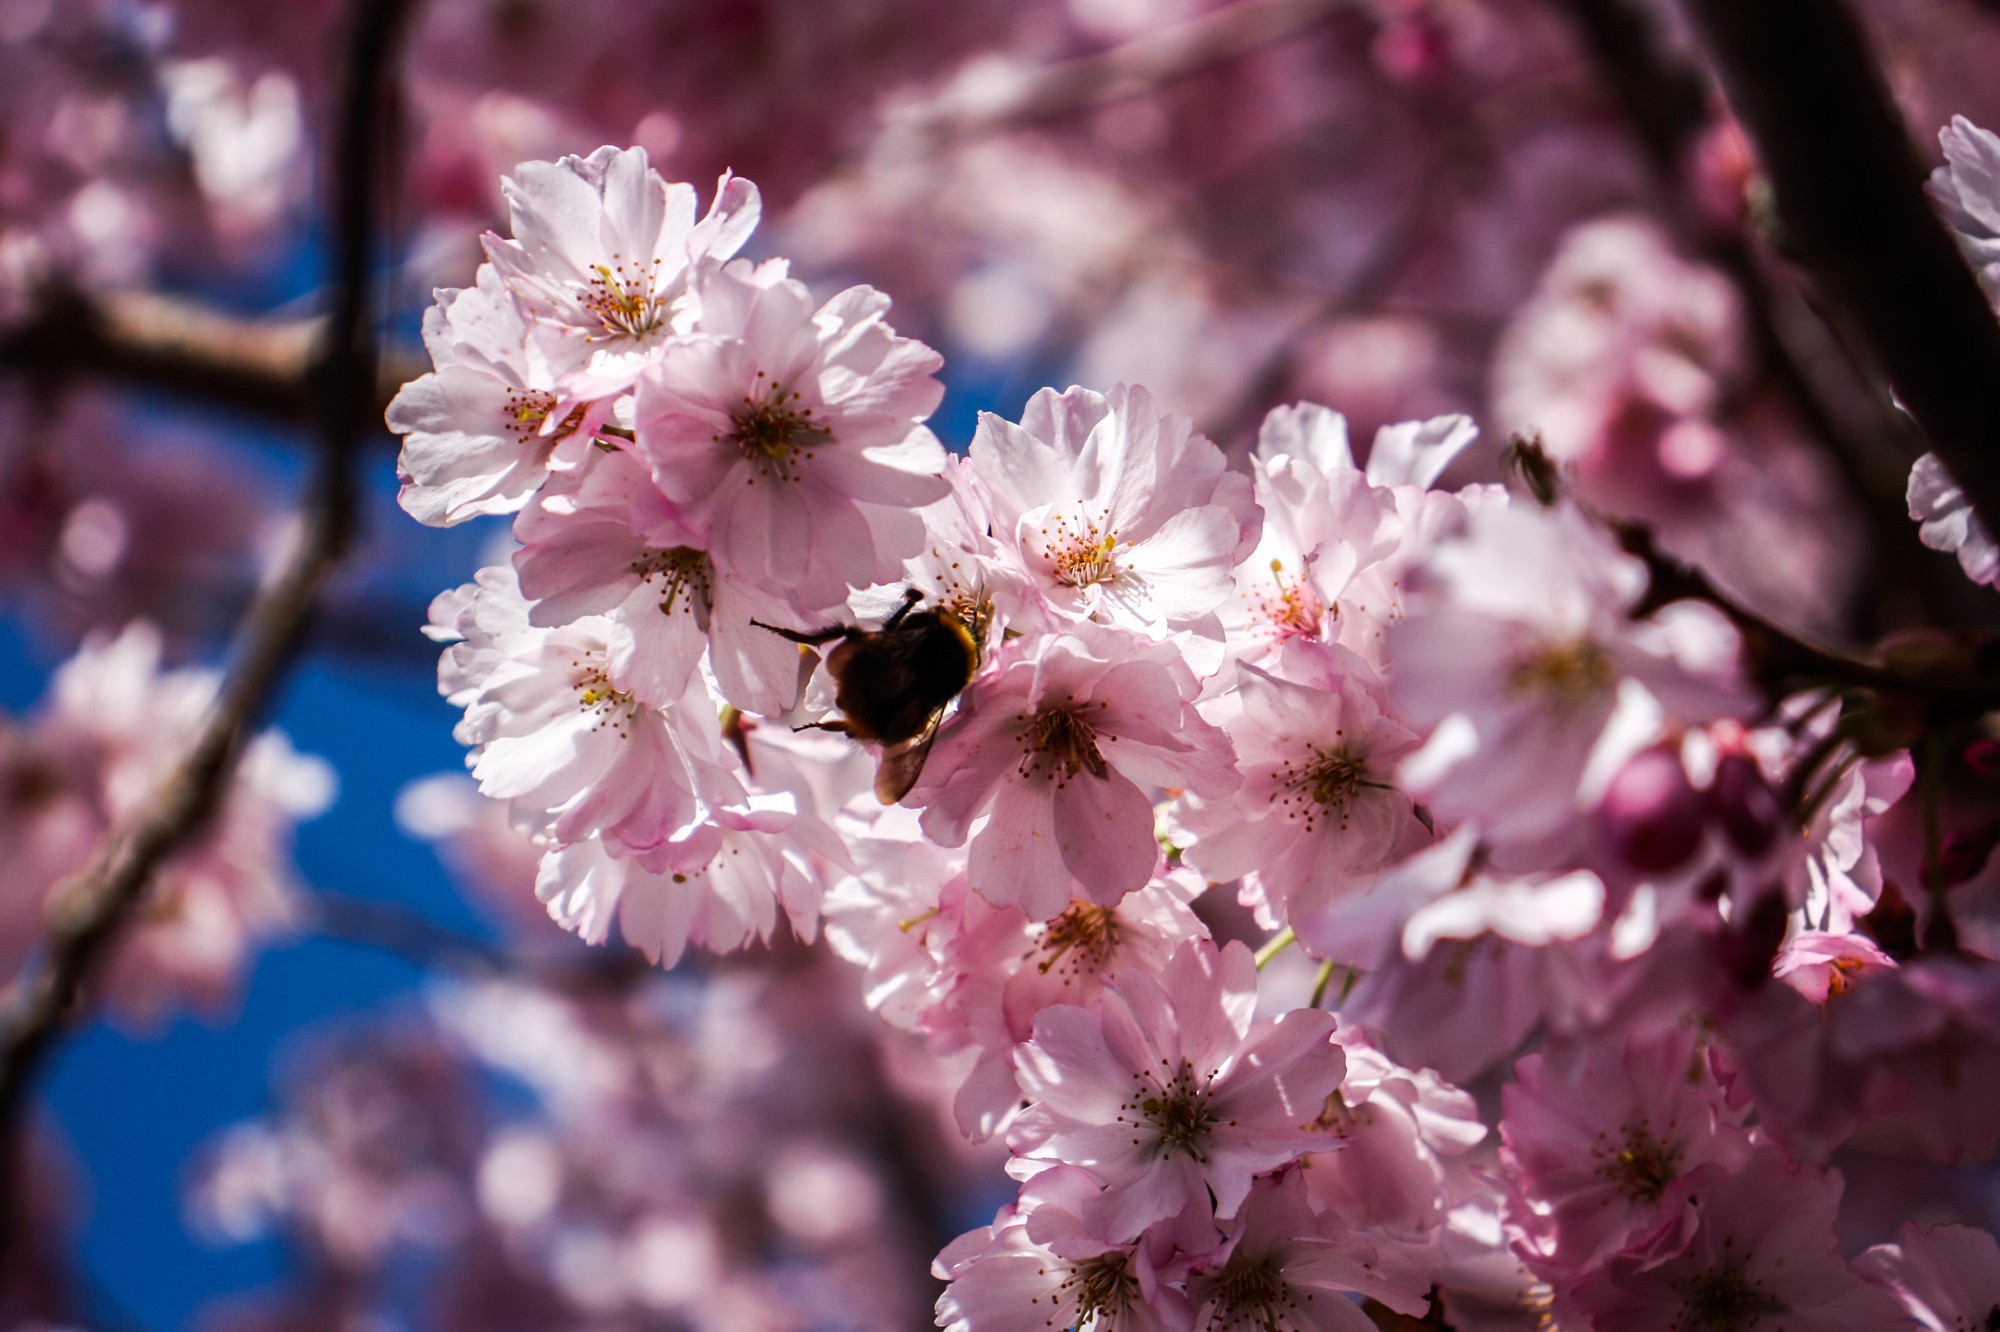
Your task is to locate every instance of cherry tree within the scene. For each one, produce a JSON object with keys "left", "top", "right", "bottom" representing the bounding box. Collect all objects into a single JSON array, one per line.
[{"left": 6, "top": 0, "right": 2000, "bottom": 1327}]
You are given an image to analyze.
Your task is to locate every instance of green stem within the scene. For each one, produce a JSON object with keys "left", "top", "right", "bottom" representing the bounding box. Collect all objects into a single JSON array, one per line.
[{"left": 1253, "top": 928, "right": 1296, "bottom": 970}]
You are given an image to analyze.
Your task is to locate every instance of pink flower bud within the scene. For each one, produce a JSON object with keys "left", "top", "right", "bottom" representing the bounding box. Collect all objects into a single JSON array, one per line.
[
  {"left": 1707, "top": 751, "right": 1782, "bottom": 858},
  {"left": 1597, "top": 743, "right": 1705, "bottom": 873}
]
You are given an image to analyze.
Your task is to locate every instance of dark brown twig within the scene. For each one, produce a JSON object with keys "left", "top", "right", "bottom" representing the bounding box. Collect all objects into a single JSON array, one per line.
[
  {"left": 1681, "top": 0, "right": 2000, "bottom": 544},
  {"left": 1550, "top": 0, "right": 1957, "bottom": 632},
  {"left": 0, "top": 287, "right": 418, "bottom": 428},
  {"left": 1505, "top": 430, "right": 2000, "bottom": 715},
  {"left": 0, "top": 0, "right": 422, "bottom": 1255},
  {"left": 1621, "top": 518, "right": 2000, "bottom": 716}
]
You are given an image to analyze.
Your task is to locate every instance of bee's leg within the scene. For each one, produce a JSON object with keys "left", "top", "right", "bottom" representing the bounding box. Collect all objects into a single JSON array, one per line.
[
  {"left": 880, "top": 586, "right": 925, "bottom": 631},
  {"left": 751, "top": 618, "right": 850, "bottom": 646},
  {"left": 794, "top": 718, "right": 856, "bottom": 736},
  {"left": 721, "top": 705, "right": 757, "bottom": 776}
]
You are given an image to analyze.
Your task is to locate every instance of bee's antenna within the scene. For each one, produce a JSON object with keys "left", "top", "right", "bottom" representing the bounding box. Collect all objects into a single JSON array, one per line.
[
  {"left": 751, "top": 618, "right": 849, "bottom": 646},
  {"left": 882, "top": 585, "right": 925, "bottom": 631}
]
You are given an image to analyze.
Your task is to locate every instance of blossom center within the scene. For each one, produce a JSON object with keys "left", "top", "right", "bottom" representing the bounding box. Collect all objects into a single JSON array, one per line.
[
  {"left": 1041, "top": 509, "right": 1123, "bottom": 589},
  {"left": 502, "top": 390, "right": 586, "bottom": 448},
  {"left": 1272, "top": 744, "right": 1373, "bottom": 834},
  {"left": 1597, "top": 1124, "right": 1681, "bottom": 1202},
  {"left": 573, "top": 664, "right": 639, "bottom": 735},
  {"left": 1212, "top": 1257, "right": 1304, "bottom": 1325},
  {"left": 1255, "top": 557, "right": 1325, "bottom": 639},
  {"left": 1507, "top": 636, "right": 1615, "bottom": 708},
  {"left": 579, "top": 258, "right": 668, "bottom": 340},
  {"left": 1017, "top": 702, "right": 1110, "bottom": 785},
  {"left": 1055, "top": 1253, "right": 1140, "bottom": 1321},
  {"left": 1035, "top": 902, "right": 1120, "bottom": 978},
  {"left": 1677, "top": 1265, "right": 1783, "bottom": 1331},
  {"left": 1134, "top": 1060, "right": 1215, "bottom": 1159},
  {"left": 1823, "top": 956, "right": 1866, "bottom": 1001},
  {"left": 727, "top": 376, "right": 831, "bottom": 482},
  {"left": 631, "top": 546, "right": 715, "bottom": 622}
]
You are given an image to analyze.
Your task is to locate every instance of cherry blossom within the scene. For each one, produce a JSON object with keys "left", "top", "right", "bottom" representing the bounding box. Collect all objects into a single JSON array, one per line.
[
  {"left": 968, "top": 383, "right": 1259, "bottom": 649},
  {"left": 428, "top": 565, "right": 737, "bottom": 862},
  {"left": 510, "top": 448, "right": 812, "bottom": 715},
  {"left": 1184, "top": 1172, "right": 1430, "bottom": 1332},
  {"left": 1008, "top": 940, "right": 1346, "bottom": 1246},
  {"left": 935, "top": 1166, "right": 1191, "bottom": 1332},
  {"left": 0, "top": 622, "right": 331, "bottom": 1022},
  {"left": 631, "top": 256, "right": 951, "bottom": 609},
  {"left": 1500, "top": 1027, "right": 1753, "bottom": 1280},
  {"left": 1567, "top": 1153, "right": 1905, "bottom": 1332},
  {"left": 1857, "top": 1221, "right": 2000, "bottom": 1332},
  {"left": 1220, "top": 403, "right": 1402, "bottom": 666},
  {"left": 1296, "top": 1023, "right": 1486, "bottom": 1248},
  {"left": 482, "top": 146, "right": 760, "bottom": 395},
  {"left": 1932, "top": 116, "right": 2000, "bottom": 307},
  {"left": 1909, "top": 452, "right": 2000, "bottom": 588},
  {"left": 935, "top": 863, "right": 1210, "bottom": 1141},
  {"left": 389, "top": 263, "right": 587, "bottom": 527},
  {"left": 533, "top": 792, "right": 840, "bottom": 968},
  {"left": 34, "top": 0, "right": 2000, "bottom": 1320},
  {"left": 1771, "top": 930, "right": 1898, "bottom": 1004},
  {"left": 1390, "top": 499, "right": 1745, "bottom": 844},
  {"left": 1175, "top": 641, "right": 1426, "bottom": 928},
  {"left": 908, "top": 620, "right": 1237, "bottom": 919},
  {"left": 821, "top": 801, "right": 969, "bottom": 1032}
]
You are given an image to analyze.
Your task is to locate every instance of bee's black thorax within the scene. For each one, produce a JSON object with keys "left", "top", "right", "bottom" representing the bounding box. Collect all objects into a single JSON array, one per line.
[{"left": 827, "top": 611, "right": 979, "bottom": 744}]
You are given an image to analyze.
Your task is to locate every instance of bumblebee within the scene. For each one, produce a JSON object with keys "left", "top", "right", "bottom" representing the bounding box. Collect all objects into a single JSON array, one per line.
[{"left": 755, "top": 587, "right": 987, "bottom": 804}]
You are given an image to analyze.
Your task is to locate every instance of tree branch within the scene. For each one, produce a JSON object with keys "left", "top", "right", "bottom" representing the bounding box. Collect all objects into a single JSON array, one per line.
[
  {"left": 889, "top": 0, "right": 1360, "bottom": 145},
  {"left": 1204, "top": 126, "right": 1481, "bottom": 447},
  {"left": 1681, "top": 0, "right": 2000, "bottom": 545},
  {"left": 0, "top": 0, "right": 423, "bottom": 1256},
  {"left": 306, "top": 890, "right": 656, "bottom": 993},
  {"left": 1551, "top": 0, "right": 1963, "bottom": 632},
  {"left": 0, "top": 287, "right": 417, "bottom": 428},
  {"left": 1620, "top": 517, "right": 2000, "bottom": 718}
]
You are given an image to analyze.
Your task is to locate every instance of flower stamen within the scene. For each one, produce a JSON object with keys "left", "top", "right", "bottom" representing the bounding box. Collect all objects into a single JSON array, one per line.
[
  {"left": 1035, "top": 903, "right": 1120, "bottom": 978},
  {"left": 1054, "top": 1253, "right": 1140, "bottom": 1323},
  {"left": 1018, "top": 702, "right": 1110, "bottom": 785},
  {"left": 1041, "top": 508, "right": 1124, "bottom": 589},
  {"left": 1507, "top": 637, "right": 1616, "bottom": 708},
  {"left": 1676, "top": 1265, "right": 1784, "bottom": 1332},
  {"left": 630, "top": 546, "right": 715, "bottom": 623},
  {"left": 1255, "top": 556, "right": 1326, "bottom": 639},
  {"left": 1272, "top": 744, "right": 1374, "bottom": 834},
  {"left": 1132, "top": 1060, "right": 1216, "bottom": 1160},
  {"left": 1212, "top": 1256, "right": 1306, "bottom": 1327},
  {"left": 573, "top": 664, "right": 639, "bottom": 735},
  {"left": 579, "top": 257, "right": 668, "bottom": 340},
  {"left": 726, "top": 376, "right": 832, "bottom": 482},
  {"left": 1596, "top": 1124, "right": 1682, "bottom": 1202}
]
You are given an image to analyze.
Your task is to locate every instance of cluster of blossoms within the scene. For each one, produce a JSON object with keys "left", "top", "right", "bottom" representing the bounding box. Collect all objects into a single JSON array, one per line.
[
  {"left": 190, "top": 956, "right": 967, "bottom": 1332},
  {"left": 393, "top": 140, "right": 2000, "bottom": 1331},
  {"left": 0, "top": 622, "right": 331, "bottom": 1023}
]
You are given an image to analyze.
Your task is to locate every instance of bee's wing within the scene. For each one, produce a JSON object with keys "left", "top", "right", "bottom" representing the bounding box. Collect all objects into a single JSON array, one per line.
[{"left": 873, "top": 710, "right": 944, "bottom": 804}]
